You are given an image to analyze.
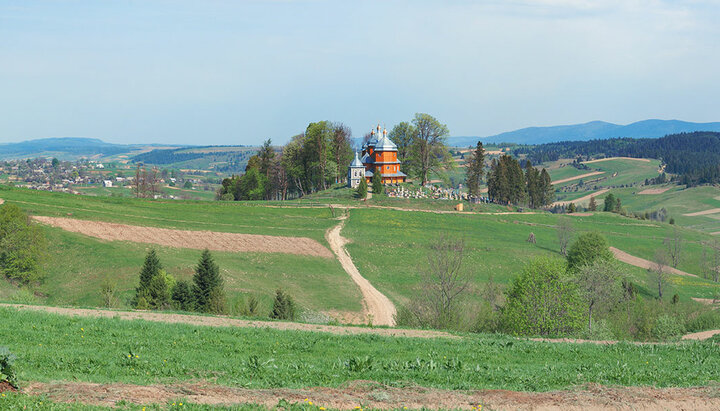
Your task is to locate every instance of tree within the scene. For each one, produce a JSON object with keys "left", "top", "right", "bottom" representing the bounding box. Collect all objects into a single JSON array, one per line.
[
  {"left": 238, "top": 167, "right": 267, "bottom": 200},
  {"left": 650, "top": 249, "right": 669, "bottom": 299},
  {"left": 331, "top": 123, "right": 353, "bottom": 185},
  {"left": 566, "top": 232, "right": 613, "bottom": 270},
  {"left": 0, "top": 204, "right": 46, "bottom": 284},
  {"left": 539, "top": 168, "right": 555, "bottom": 206},
  {"left": 171, "top": 280, "right": 195, "bottom": 311},
  {"left": 388, "top": 122, "right": 415, "bottom": 166},
  {"left": 576, "top": 261, "right": 621, "bottom": 331},
  {"left": 556, "top": 217, "right": 574, "bottom": 257},
  {"left": 503, "top": 257, "right": 585, "bottom": 336},
  {"left": 193, "top": 249, "right": 225, "bottom": 313},
  {"left": 137, "top": 249, "right": 162, "bottom": 293},
  {"left": 664, "top": 226, "right": 682, "bottom": 268},
  {"left": 615, "top": 197, "right": 622, "bottom": 213},
  {"left": 409, "top": 234, "right": 469, "bottom": 329},
  {"left": 567, "top": 203, "right": 576, "bottom": 213},
  {"left": 409, "top": 113, "right": 452, "bottom": 185},
  {"left": 148, "top": 270, "right": 175, "bottom": 310},
  {"left": 466, "top": 142, "right": 485, "bottom": 197},
  {"left": 371, "top": 172, "right": 383, "bottom": 195},
  {"left": 603, "top": 194, "right": 616, "bottom": 212},
  {"left": 355, "top": 176, "right": 367, "bottom": 199},
  {"left": 270, "top": 289, "right": 296, "bottom": 320},
  {"left": 588, "top": 196, "right": 598, "bottom": 211},
  {"left": 257, "top": 138, "right": 275, "bottom": 181}
]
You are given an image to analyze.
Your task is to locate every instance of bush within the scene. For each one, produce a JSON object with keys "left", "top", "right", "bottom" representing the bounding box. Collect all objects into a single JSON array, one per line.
[
  {"left": 270, "top": 289, "right": 296, "bottom": 321},
  {"left": 685, "top": 310, "right": 720, "bottom": 333},
  {"left": 0, "top": 204, "right": 46, "bottom": 285},
  {"left": 0, "top": 346, "right": 18, "bottom": 388},
  {"left": 566, "top": 232, "right": 613, "bottom": 270},
  {"left": 578, "top": 319, "right": 614, "bottom": 341},
  {"left": 652, "top": 314, "right": 685, "bottom": 341},
  {"left": 355, "top": 177, "right": 368, "bottom": 199},
  {"left": 502, "top": 257, "right": 585, "bottom": 336}
]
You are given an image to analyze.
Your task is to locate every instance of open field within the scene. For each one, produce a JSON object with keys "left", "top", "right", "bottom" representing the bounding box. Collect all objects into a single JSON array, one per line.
[
  {"left": 343, "top": 207, "right": 720, "bottom": 305},
  {"left": 4, "top": 306, "right": 720, "bottom": 395},
  {"left": 594, "top": 185, "right": 720, "bottom": 234}
]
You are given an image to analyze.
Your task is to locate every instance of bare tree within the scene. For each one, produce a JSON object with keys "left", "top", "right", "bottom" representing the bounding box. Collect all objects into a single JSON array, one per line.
[
  {"left": 133, "top": 164, "right": 146, "bottom": 198},
  {"left": 147, "top": 167, "right": 161, "bottom": 198},
  {"left": 556, "top": 217, "right": 574, "bottom": 257},
  {"left": 702, "top": 239, "right": 720, "bottom": 282},
  {"left": 409, "top": 234, "right": 469, "bottom": 329},
  {"left": 649, "top": 249, "right": 669, "bottom": 299},
  {"left": 577, "top": 261, "right": 620, "bottom": 331},
  {"left": 663, "top": 226, "right": 682, "bottom": 268}
]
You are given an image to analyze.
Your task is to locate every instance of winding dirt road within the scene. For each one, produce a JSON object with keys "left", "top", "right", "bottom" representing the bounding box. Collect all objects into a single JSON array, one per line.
[
  {"left": 552, "top": 189, "right": 609, "bottom": 207},
  {"left": 325, "top": 216, "right": 397, "bottom": 326},
  {"left": 552, "top": 171, "right": 605, "bottom": 185}
]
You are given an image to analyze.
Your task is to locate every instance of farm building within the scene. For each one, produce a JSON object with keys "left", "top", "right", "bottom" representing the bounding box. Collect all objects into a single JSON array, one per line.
[{"left": 348, "top": 124, "right": 407, "bottom": 188}]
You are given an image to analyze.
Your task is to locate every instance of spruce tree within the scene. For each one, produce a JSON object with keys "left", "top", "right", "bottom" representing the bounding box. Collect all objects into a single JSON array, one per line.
[
  {"left": 588, "top": 196, "right": 598, "bottom": 211},
  {"left": 171, "top": 280, "right": 195, "bottom": 311},
  {"left": 466, "top": 141, "right": 485, "bottom": 197},
  {"left": 270, "top": 289, "right": 296, "bottom": 320},
  {"left": 135, "top": 249, "right": 162, "bottom": 308},
  {"left": 371, "top": 172, "right": 383, "bottom": 195},
  {"left": 356, "top": 176, "right": 368, "bottom": 199},
  {"left": 192, "top": 249, "right": 225, "bottom": 313},
  {"left": 539, "top": 168, "right": 554, "bottom": 206},
  {"left": 603, "top": 194, "right": 616, "bottom": 212}
]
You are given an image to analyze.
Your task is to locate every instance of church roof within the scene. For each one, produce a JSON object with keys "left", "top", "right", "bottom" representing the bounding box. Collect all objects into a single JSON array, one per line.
[
  {"left": 361, "top": 153, "right": 374, "bottom": 164},
  {"left": 350, "top": 152, "right": 363, "bottom": 167},
  {"left": 374, "top": 134, "right": 398, "bottom": 152},
  {"left": 378, "top": 171, "right": 407, "bottom": 178}
]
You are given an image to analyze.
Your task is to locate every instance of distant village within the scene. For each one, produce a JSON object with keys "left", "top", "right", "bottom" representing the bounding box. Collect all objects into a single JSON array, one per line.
[{"left": 0, "top": 157, "right": 217, "bottom": 200}]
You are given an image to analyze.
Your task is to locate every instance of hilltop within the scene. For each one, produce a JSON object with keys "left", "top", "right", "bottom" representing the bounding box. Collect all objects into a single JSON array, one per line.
[{"left": 449, "top": 119, "right": 720, "bottom": 146}]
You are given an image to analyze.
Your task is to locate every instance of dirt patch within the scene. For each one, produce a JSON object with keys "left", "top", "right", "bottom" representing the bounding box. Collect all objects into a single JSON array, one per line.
[
  {"left": 610, "top": 247, "right": 698, "bottom": 278},
  {"left": 682, "top": 329, "right": 720, "bottom": 341},
  {"left": 32, "top": 216, "right": 333, "bottom": 258},
  {"left": 23, "top": 381, "right": 720, "bottom": 410},
  {"left": 326, "top": 217, "right": 396, "bottom": 326},
  {"left": 692, "top": 297, "right": 719, "bottom": 306},
  {"left": 567, "top": 212, "right": 593, "bottom": 217},
  {"left": 583, "top": 157, "right": 652, "bottom": 164},
  {"left": 552, "top": 189, "right": 609, "bottom": 207},
  {"left": 0, "top": 303, "right": 452, "bottom": 339},
  {"left": 0, "top": 198, "right": 4, "bottom": 205},
  {"left": 0, "top": 381, "right": 17, "bottom": 393},
  {"left": 552, "top": 171, "right": 605, "bottom": 185},
  {"left": 637, "top": 187, "right": 671, "bottom": 195},
  {"left": 683, "top": 208, "right": 720, "bottom": 217}
]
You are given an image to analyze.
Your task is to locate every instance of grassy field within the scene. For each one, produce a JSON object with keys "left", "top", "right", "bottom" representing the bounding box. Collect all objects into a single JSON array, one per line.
[
  {"left": 344, "top": 208, "right": 720, "bottom": 303},
  {"left": 4, "top": 307, "right": 720, "bottom": 392},
  {"left": 74, "top": 184, "right": 219, "bottom": 201},
  {"left": 0, "top": 186, "right": 362, "bottom": 314}
]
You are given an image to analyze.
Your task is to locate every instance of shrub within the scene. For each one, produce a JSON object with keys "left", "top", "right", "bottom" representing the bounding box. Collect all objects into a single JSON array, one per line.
[
  {"left": 356, "top": 177, "right": 368, "bottom": 199},
  {"left": 0, "top": 346, "right": 18, "bottom": 388},
  {"left": 0, "top": 204, "right": 46, "bottom": 285},
  {"left": 502, "top": 257, "right": 585, "bottom": 336},
  {"left": 171, "top": 280, "right": 195, "bottom": 311},
  {"left": 685, "top": 310, "right": 720, "bottom": 333},
  {"left": 148, "top": 270, "right": 175, "bottom": 310},
  {"left": 270, "top": 289, "right": 296, "bottom": 321},
  {"left": 371, "top": 172, "right": 383, "bottom": 195},
  {"left": 578, "top": 319, "right": 614, "bottom": 341},
  {"left": 566, "top": 232, "right": 613, "bottom": 270},
  {"left": 652, "top": 314, "right": 685, "bottom": 341}
]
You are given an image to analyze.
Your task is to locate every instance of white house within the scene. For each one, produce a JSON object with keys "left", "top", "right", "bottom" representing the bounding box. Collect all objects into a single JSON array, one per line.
[{"left": 102, "top": 180, "right": 113, "bottom": 188}]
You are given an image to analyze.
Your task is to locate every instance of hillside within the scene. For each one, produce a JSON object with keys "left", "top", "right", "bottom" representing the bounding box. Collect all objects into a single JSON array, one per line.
[
  {"left": 448, "top": 119, "right": 720, "bottom": 146},
  {"left": 0, "top": 137, "right": 137, "bottom": 160}
]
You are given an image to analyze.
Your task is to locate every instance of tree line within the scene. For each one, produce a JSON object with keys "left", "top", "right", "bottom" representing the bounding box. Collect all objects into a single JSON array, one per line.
[
  {"left": 217, "top": 113, "right": 456, "bottom": 201},
  {"left": 486, "top": 155, "right": 554, "bottom": 207}
]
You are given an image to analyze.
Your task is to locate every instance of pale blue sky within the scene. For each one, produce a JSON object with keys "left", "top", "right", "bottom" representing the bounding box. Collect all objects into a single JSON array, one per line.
[{"left": 2, "top": 0, "right": 719, "bottom": 145}]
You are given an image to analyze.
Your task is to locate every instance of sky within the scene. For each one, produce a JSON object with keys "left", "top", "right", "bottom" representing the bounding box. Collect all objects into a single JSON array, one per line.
[{"left": 1, "top": 0, "right": 719, "bottom": 145}]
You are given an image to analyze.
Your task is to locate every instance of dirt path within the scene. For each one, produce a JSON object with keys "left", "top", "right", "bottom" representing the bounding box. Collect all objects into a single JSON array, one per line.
[
  {"left": 33, "top": 216, "right": 333, "bottom": 258},
  {"left": 24, "top": 381, "right": 720, "bottom": 410},
  {"left": 552, "top": 171, "right": 605, "bottom": 185},
  {"left": 583, "top": 157, "right": 652, "bottom": 164},
  {"left": 0, "top": 303, "right": 450, "bottom": 339},
  {"left": 326, "top": 216, "right": 397, "bottom": 326},
  {"left": 610, "top": 247, "right": 698, "bottom": 277},
  {"left": 683, "top": 208, "right": 720, "bottom": 217},
  {"left": 552, "top": 189, "right": 609, "bottom": 207}
]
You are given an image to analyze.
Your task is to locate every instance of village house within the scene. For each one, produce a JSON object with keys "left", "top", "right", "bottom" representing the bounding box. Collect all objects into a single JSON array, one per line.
[{"left": 348, "top": 124, "right": 407, "bottom": 188}]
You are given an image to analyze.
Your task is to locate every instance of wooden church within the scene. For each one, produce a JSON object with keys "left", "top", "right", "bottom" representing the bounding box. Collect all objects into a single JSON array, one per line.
[{"left": 348, "top": 124, "right": 407, "bottom": 188}]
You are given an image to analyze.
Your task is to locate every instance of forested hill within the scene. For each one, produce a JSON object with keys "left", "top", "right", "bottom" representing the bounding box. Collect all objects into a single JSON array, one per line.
[
  {"left": 516, "top": 131, "right": 720, "bottom": 186},
  {"left": 0, "top": 137, "right": 131, "bottom": 159},
  {"left": 448, "top": 119, "right": 720, "bottom": 146}
]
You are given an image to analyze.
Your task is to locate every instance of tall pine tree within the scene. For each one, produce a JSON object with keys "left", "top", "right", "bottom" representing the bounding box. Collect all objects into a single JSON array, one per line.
[
  {"left": 371, "top": 172, "right": 383, "bottom": 195},
  {"left": 193, "top": 249, "right": 225, "bottom": 313},
  {"left": 135, "top": 249, "right": 161, "bottom": 308},
  {"left": 466, "top": 141, "right": 485, "bottom": 197}
]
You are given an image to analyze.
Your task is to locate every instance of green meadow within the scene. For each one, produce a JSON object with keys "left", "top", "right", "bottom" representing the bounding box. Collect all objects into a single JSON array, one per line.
[{"left": 3, "top": 307, "right": 720, "bottom": 392}]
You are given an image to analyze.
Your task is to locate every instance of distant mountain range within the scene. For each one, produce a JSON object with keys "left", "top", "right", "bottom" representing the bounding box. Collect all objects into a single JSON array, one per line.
[
  {"left": 0, "top": 137, "right": 135, "bottom": 160},
  {"left": 448, "top": 119, "right": 720, "bottom": 147}
]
